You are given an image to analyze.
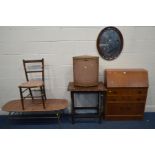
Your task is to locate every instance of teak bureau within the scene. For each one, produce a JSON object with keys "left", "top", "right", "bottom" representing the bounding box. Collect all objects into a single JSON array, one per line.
[{"left": 104, "top": 69, "right": 148, "bottom": 120}]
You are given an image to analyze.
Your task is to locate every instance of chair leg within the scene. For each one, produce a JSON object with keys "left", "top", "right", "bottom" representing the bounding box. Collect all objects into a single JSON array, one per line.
[
  {"left": 19, "top": 87, "right": 24, "bottom": 110},
  {"left": 29, "top": 88, "right": 34, "bottom": 100},
  {"left": 40, "top": 86, "right": 46, "bottom": 109},
  {"left": 43, "top": 85, "right": 47, "bottom": 100}
]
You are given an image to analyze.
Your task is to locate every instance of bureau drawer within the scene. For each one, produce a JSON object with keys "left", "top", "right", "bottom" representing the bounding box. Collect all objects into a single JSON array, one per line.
[
  {"left": 106, "top": 95, "right": 147, "bottom": 102},
  {"left": 107, "top": 88, "right": 147, "bottom": 96},
  {"left": 105, "top": 102, "right": 145, "bottom": 115}
]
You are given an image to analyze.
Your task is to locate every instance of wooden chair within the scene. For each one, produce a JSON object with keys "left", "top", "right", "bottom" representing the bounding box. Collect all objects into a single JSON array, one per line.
[{"left": 18, "top": 58, "right": 47, "bottom": 110}]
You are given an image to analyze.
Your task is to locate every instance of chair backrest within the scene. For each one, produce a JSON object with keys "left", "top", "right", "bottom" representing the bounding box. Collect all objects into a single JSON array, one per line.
[{"left": 23, "top": 58, "right": 45, "bottom": 82}]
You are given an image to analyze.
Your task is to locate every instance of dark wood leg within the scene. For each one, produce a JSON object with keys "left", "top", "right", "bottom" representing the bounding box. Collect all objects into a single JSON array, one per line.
[
  {"left": 19, "top": 87, "right": 24, "bottom": 110},
  {"left": 40, "top": 86, "right": 46, "bottom": 109},
  {"left": 71, "top": 92, "right": 75, "bottom": 124},
  {"left": 99, "top": 92, "right": 104, "bottom": 123},
  {"left": 29, "top": 88, "right": 34, "bottom": 100},
  {"left": 56, "top": 112, "right": 61, "bottom": 128},
  {"left": 43, "top": 85, "right": 47, "bottom": 100},
  {"left": 98, "top": 92, "right": 101, "bottom": 123},
  {"left": 5, "top": 112, "right": 12, "bottom": 129},
  {"left": 97, "top": 92, "right": 100, "bottom": 115}
]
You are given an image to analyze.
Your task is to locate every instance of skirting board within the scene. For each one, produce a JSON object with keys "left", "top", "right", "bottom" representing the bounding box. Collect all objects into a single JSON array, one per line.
[
  {"left": 145, "top": 105, "right": 155, "bottom": 112},
  {"left": 0, "top": 109, "right": 8, "bottom": 115}
]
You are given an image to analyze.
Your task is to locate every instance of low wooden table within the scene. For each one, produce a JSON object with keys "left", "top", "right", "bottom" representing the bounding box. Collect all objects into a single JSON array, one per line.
[
  {"left": 68, "top": 82, "right": 107, "bottom": 124},
  {"left": 2, "top": 99, "right": 68, "bottom": 125}
]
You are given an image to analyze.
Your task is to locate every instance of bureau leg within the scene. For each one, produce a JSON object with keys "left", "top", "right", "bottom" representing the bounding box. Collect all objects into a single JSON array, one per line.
[{"left": 71, "top": 92, "right": 75, "bottom": 124}]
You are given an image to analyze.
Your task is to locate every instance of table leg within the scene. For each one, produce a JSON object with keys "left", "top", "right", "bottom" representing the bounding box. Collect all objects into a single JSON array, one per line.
[
  {"left": 6, "top": 112, "right": 11, "bottom": 129},
  {"left": 98, "top": 92, "right": 101, "bottom": 123},
  {"left": 100, "top": 92, "right": 105, "bottom": 123},
  {"left": 99, "top": 91, "right": 105, "bottom": 123},
  {"left": 56, "top": 112, "right": 62, "bottom": 128},
  {"left": 71, "top": 92, "right": 75, "bottom": 124}
]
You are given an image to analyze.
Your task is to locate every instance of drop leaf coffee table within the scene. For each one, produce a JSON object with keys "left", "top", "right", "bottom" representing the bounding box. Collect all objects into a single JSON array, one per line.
[{"left": 2, "top": 99, "right": 68, "bottom": 127}]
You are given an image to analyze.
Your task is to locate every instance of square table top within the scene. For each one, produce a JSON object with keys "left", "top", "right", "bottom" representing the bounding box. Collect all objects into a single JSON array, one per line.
[{"left": 68, "top": 82, "right": 107, "bottom": 92}]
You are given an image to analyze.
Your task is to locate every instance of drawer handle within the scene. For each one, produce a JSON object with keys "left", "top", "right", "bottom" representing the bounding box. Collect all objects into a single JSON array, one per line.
[{"left": 108, "top": 91, "right": 117, "bottom": 94}]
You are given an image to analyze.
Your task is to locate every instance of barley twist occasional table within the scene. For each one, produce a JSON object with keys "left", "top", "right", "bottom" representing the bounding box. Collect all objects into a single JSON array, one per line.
[{"left": 68, "top": 82, "right": 107, "bottom": 124}]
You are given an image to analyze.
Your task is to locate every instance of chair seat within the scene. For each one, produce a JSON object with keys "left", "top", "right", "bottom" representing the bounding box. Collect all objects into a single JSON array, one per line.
[{"left": 19, "top": 80, "right": 44, "bottom": 88}]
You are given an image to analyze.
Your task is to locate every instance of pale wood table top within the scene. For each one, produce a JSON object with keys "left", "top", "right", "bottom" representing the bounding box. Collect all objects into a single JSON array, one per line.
[{"left": 2, "top": 99, "right": 68, "bottom": 112}]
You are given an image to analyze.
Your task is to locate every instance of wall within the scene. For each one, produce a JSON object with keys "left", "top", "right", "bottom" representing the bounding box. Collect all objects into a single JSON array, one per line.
[{"left": 0, "top": 26, "right": 155, "bottom": 114}]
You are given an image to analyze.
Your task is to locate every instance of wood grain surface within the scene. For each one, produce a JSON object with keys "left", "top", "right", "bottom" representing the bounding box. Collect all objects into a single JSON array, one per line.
[{"left": 2, "top": 99, "right": 68, "bottom": 112}]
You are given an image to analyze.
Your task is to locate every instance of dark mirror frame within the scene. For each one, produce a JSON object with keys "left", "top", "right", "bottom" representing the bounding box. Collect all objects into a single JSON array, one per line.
[{"left": 96, "top": 27, "right": 124, "bottom": 60}]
